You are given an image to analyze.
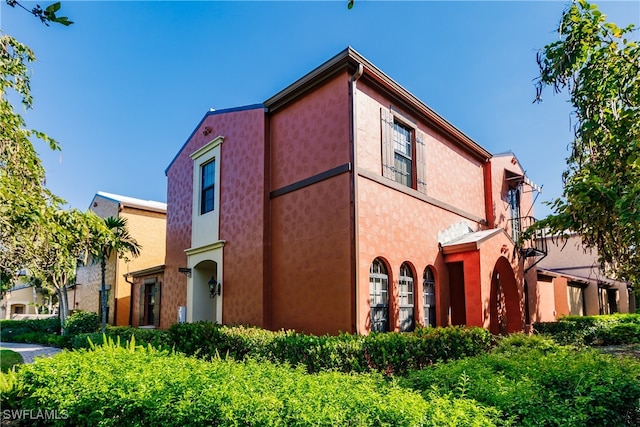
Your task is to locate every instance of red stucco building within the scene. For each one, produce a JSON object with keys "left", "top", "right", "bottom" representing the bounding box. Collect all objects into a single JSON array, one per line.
[{"left": 157, "top": 47, "right": 548, "bottom": 335}]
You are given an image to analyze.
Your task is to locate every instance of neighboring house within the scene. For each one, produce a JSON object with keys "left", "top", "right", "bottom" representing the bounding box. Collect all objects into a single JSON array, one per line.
[
  {"left": 158, "top": 47, "right": 549, "bottom": 335},
  {"left": 535, "top": 233, "right": 633, "bottom": 320},
  {"left": 0, "top": 272, "right": 53, "bottom": 319},
  {"left": 74, "top": 192, "right": 166, "bottom": 326}
]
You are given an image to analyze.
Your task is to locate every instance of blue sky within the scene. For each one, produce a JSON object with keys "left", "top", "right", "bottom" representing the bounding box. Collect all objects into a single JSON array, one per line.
[{"left": 1, "top": 1, "right": 638, "bottom": 217}]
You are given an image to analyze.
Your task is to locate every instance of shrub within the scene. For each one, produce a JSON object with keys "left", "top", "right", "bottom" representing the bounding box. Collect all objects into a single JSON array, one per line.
[
  {"left": 0, "top": 318, "right": 61, "bottom": 345},
  {"left": 167, "top": 322, "right": 493, "bottom": 375},
  {"left": 3, "top": 339, "right": 431, "bottom": 426},
  {"left": 404, "top": 336, "right": 640, "bottom": 426},
  {"left": 63, "top": 311, "right": 100, "bottom": 336},
  {"left": 534, "top": 313, "right": 640, "bottom": 346},
  {"left": 71, "top": 327, "right": 169, "bottom": 350}
]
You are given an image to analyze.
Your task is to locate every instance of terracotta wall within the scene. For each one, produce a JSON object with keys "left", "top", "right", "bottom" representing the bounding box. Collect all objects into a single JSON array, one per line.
[
  {"left": 354, "top": 79, "right": 489, "bottom": 333},
  {"left": 269, "top": 73, "right": 353, "bottom": 335},
  {"left": 164, "top": 106, "right": 265, "bottom": 329},
  {"left": 355, "top": 82, "right": 486, "bottom": 220},
  {"left": 356, "top": 176, "right": 484, "bottom": 332},
  {"left": 489, "top": 155, "right": 535, "bottom": 231},
  {"left": 270, "top": 73, "right": 352, "bottom": 189}
]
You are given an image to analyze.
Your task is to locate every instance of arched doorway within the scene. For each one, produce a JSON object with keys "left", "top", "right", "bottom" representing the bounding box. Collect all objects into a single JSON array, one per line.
[
  {"left": 489, "top": 256, "right": 522, "bottom": 334},
  {"left": 190, "top": 260, "right": 219, "bottom": 323}
]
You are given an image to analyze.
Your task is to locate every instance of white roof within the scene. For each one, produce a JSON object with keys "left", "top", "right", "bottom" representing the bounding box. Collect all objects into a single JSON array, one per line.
[{"left": 96, "top": 191, "right": 167, "bottom": 212}]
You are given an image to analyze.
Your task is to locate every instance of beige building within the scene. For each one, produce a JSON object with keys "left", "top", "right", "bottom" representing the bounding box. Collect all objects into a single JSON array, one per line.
[
  {"left": 74, "top": 192, "right": 166, "bottom": 326},
  {"left": 535, "top": 233, "right": 633, "bottom": 320},
  {"left": 0, "top": 273, "right": 53, "bottom": 319}
]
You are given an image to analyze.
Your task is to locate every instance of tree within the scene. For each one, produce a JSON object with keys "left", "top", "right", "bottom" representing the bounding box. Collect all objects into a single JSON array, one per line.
[
  {"left": 93, "top": 217, "right": 141, "bottom": 333},
  {"left": 29, "top": 208, "right": 106, "bottom": 326},
  {"left": 533, "top": 0, "right": 639, "bottom": 285},
  {"left": 0, "top": 34, "right": 62, "bottom": 297},
  {"left": 5, "top": 1, "right": 73, "bottom": 26}
]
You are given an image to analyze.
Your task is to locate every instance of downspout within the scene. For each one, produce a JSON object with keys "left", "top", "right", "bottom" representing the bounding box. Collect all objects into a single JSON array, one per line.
[
  {"left": 350, "top": 62, "right": 364, "bottom": 334},
  {"left": 124, "top": 273, "right": 135, "bottom": 327}
]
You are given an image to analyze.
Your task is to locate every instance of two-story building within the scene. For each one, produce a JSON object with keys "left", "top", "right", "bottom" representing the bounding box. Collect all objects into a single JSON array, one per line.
[
  {"left": 75, "top": 191, "right": 167, "bottom": 326},
  {"left": 160, "top": 47, "right": 546, "bottom": 335}
]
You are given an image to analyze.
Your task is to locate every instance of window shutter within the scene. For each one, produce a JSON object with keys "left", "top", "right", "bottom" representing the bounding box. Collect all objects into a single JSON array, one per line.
[
  {"left": 138, "top": 283, "right": 146, "bottom": 327},
  {"left": 154, "top": 283, "right": 161, "bottom": 328},
  {"left": 416, "top": 129, "right": 427, "bottom": 194},
  {"left": 380, "top": 108, "right": 395, "bottom": 179}
]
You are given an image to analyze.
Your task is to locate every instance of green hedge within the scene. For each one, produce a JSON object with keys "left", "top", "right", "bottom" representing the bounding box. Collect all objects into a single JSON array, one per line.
[
  {"left": 403, "top": 334, "right": 640, "bottom": 426},
  {"left": 0, "top": 318, "right": 62, "bottom": 346},
  {"left": 1, "top": 338, "right": 434, "bottom": 426},
  {"left": 166, "top": 322, "right": 494, "bottom": 374},
  {"left": 72, "top": 327, "right": 169, "bottom": 351},
  {"left": 63, "top": 311, "right": 100, "bottom": 336},
  {"left": 534, "top": 313, "right": 640, "bottom": 346}
]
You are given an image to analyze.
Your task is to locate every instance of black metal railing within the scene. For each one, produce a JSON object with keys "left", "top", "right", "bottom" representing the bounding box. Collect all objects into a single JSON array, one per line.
[{"left": 506, "top": 216, "right": 548, "bottom": 270}]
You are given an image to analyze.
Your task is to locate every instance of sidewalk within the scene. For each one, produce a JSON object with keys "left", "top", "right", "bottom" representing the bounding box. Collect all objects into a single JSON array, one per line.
[{"left": 0, "top": 342, "right": 63, "bottom": 363}]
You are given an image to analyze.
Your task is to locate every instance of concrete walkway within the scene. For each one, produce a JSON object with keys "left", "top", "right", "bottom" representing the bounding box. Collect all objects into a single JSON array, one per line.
[{"left": 0, "top": 342, "right": 63, "bottom": 363}]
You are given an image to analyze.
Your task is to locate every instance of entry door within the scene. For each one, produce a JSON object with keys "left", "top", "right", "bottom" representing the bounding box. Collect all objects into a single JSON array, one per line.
[{"left": 448, "top": 262, "right": 466, "bottom": 325}]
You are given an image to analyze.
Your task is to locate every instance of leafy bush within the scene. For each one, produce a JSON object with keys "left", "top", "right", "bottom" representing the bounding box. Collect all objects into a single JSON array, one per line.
[
  {"left": 167, "top": 322, "right": 493, "bottom": 374},
  {"left": 534, "top": 314, "right": 640, "bottom": 346},
  {"left": 3, "top": 338, "right": 431, "bottom": 426},
  {"left": 71, "top": 326, "right": 169, "bottom": 350},
  {"left": 0, "top": 318, "right": 61, "bottom": 345},
  {"left": 63, "top": 311, "right": 100, "bottom": 336},
  {"left": 404, "top": 336, "right": 640, "bottom": 426}
]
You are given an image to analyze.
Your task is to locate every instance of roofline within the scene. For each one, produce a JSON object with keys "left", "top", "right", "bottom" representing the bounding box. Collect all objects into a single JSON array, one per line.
[
  {"left": 264, "top": 46, "right": 492, "bottom": 160},
  {"left": 94, "top": 191, "right": 167, "bottom": 214},
  {"left": 441, "top": 228, "right": 506, "bottom": 255},
  {"left": 537, "top": 267, "right": 628, "bottom": 287},
  {"left": 126, "top": 264, "right": 165, "bottom": 278},
  {"left": 165, "top": 104, "right": 265, "bottom": 174}
]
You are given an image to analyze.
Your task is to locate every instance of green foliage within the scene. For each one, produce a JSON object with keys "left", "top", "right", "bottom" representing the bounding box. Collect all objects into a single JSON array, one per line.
[
  {"left": 533, "top": 0, "right": 640, "bottom": 282},
  {"left": 405, "top": 335, "right": 640, "bottom": 426},
  {"left": 3, "top": 338, "right": 429, "bottom": 426},
  {"left": 63, "top": 311, "right": 100, "bottom": 336},
  {"left": 168, "top": 322, "right": 493, "bottom": 374},
  {"left": 421, "top": 391, "right": 509, "bottom": 427},
  {"left": 72, "top": 327, "right": 169, "bottom": 351},
  {"left": 0, "top": 34, "right": 62, "bottom": 294},
  {"left": 0, "top": 317, "right": 61, "bottom": 345},
  {"left": 534, "top": 313, "right": 640, "bottom": 345},
  {"left": 5, "top": 1, "right": 73, "bottom": 26},
  {"left": 0, "top": 349, "right": 23, "bottom": 373}
]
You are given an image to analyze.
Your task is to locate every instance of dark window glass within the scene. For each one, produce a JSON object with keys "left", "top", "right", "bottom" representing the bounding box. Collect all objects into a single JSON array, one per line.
[{"left": 201, "top": 160, "right": 215, "bottom": 214}]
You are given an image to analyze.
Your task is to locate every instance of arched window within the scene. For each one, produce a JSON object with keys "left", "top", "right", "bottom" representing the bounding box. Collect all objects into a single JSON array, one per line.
[
  {"left": 369, "top": 258, "right": 389, "bottom": 332},
  {"left": 423, "top": 267, "right": 436, "bottom": 327},
  {"left": 398, "top": 263, "right": 415, "bottom": 332}
]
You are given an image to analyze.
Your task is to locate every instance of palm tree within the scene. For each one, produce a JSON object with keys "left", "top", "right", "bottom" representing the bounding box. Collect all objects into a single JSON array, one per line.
[{"left": 98, "top": 216, "right": 141, "bottom": 333}]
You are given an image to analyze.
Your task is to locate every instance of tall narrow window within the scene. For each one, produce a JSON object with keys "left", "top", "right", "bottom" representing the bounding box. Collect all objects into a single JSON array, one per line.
[
  {"left": 423, "top": 267, "right": 436, "bottom": 327},
  {"left": 369, "top": 258, "right": 389, "bottom": 332},
  {"left": 201, "top": 160, "right": 215, "bottom": 214},
  {"left": 508, "top": 187, "right": 521, "bottom": 242},
  {"left": 393, "top": 121, "right": 413, "bottom": 187},
  {"left": 398, "top": 263, "right": 415, "bottom": 332}
]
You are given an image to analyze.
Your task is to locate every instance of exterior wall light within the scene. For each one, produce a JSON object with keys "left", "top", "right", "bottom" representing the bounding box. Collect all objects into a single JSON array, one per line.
[{"left": 208, "top": 277, "right": 221, "bottom": 298}]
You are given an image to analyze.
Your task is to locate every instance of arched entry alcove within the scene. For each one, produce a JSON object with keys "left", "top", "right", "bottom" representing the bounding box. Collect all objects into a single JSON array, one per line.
[
  {"left": 190, "top": 260, "right": 219, "bottom": 322},
  {"left": 489, "top": 256, "right": 522, "bottom": 334}
]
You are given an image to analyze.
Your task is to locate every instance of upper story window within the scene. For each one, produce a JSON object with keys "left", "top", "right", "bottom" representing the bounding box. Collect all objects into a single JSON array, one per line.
[
  {"left": 381, "top": 108, "right": 427, "bottom": 193},
  {"left": 393, "top": 121, "right": 413, "bottom": 187},
  {"left": 201, "top": 160, "right": 215, "bottom": 214}
]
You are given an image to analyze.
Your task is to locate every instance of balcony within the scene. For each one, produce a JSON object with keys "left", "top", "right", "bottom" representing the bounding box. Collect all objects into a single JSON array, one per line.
[{"left": 507, "top": 216, "right": 548, "bottom": 271}]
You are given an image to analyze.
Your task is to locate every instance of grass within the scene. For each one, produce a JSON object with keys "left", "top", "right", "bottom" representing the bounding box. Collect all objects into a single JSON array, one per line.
[{"left": 0, "top": 349, "right": 23, "bottom": 372}]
